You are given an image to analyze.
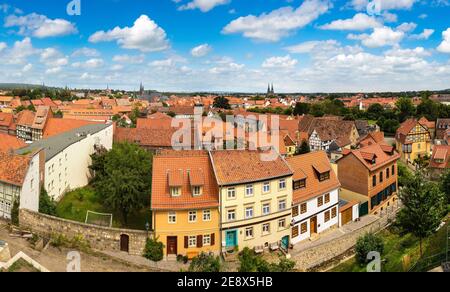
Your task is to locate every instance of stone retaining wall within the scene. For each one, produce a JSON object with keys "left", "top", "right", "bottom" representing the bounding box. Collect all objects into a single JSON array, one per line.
[{"left": 19, "top": 209, "right": 150, "bottom": 255}]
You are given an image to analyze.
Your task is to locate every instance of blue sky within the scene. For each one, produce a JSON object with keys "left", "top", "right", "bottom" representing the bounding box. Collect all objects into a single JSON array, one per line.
[{"left": 0, "top": 0, "right": 449, "bottom": 92}]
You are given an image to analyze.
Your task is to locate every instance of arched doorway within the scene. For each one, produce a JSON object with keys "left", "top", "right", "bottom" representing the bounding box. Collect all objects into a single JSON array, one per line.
[{"left": 120, "top": 234, "right": 129, "bottom": 253}]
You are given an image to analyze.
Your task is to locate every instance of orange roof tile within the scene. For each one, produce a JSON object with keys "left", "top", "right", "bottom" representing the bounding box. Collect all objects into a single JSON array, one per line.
[
  {"left": 43, "top": 118, "right": 99, "bottom": 138},
  {"left": 0, "top": 133, "right": 26, "bottom": 152},
  {"left": 286, "top": 151, "right": 340, "bottom": 205},
  {"left": 0, "top": 151, "right": 32, "bottom": 186},
  {"left": 429, "top": 145, "right": 450, "bottom": 169},
  {"left": 151, "top": 150, "right": 219, "bottom": 210},
  {"left": 210, "top": 150, "right": 292, "bottom": 186}
]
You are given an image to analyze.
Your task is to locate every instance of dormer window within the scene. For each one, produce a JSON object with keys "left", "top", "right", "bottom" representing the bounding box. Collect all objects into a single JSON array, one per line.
[
  {"left": 293, "top": 179, "right": 306, "bottom": 190},
  {"left": 171, "top": 187, "right": 181, "bottom": 197},
  {"left": 319, "top": 171, "right": 330, "bottom": 182},
  {"left": 192, "top": 186, "right": 202, "bottom": 197}
]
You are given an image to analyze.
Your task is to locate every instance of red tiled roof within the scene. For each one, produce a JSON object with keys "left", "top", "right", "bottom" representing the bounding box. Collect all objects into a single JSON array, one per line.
[
  {"left": 16, "top": 110, "right": 36, "bottom": 127},
  {"left": 210, "top": 150, "right": 292, "bottom": 186},
  {"left": 344, "top": 143, "right": 400, "bottom": 171},
  {"left": 429, "top": 145, "right": 450, "bottom": 169},
  {"left": 0, "top": 133, "right": 26, "bottom": 152},
  {"left": 151, "top": 150, "right": 219, "bottom": 210},
  {"left": 0, "top": 151, "right": 32, "bottom": 186},
  {"left": 286, "top": 151, "right": 340, "bottom": 205},
  {"left": 43, "top": 118, "right": 99, "bottom": 138}
]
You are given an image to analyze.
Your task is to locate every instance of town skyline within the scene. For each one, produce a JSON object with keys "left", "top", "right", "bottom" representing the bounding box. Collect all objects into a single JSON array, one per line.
[{"left": 0, "top": 0, "right": 450, "bottom": 92}]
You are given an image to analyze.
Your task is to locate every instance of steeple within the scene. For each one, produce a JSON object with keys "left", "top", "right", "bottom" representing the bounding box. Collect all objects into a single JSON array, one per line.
[
  {"left": 267, "top": 83, "right": 271, "bottom": 94},
  {"left": 271, "top": 83, "right": 274, "bottom": 94}
]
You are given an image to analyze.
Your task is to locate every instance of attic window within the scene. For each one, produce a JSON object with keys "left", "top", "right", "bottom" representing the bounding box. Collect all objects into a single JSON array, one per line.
[
  {"left": 319, "top": 172, "right": 330, "bottom": 182},
  {"left": 293, "top": 179, "right": 306, "bottom": 190}
]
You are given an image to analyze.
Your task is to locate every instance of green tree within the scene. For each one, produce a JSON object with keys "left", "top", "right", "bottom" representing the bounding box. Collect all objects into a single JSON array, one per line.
[
  {"left": 293, "top": 102, "right": 310, "bottom": 116},
  {"left": 396, "top": 170, "right": 446, "bottom": 256},
  {"left": 355, "top": 233, "right": 384, "bottom": 265},
  {"left": 396, "top": 97, "right": 416, "bottom": 123},
  {"left": 213, "top": 96, "right": 231, "bottom": 110},
  {"left": 298, "top": 140, "right": 311, "bottom": 155},
  {"left": 367, "top": 103, "right": 384, "bottom": 121},
  {"left": 440, "top": 170, "right": 450, "bottom": 204},
  {"left": 238, "top": 247, "right": 295, "bottom": 272},
  {"left": 188, "top": 253, "right": 222, "bottom": 272},
  {"left": 93, "top": 142, "right": 152, "bottom": 225},
  {"left": 143, "top": 237, "right": 164, "bottom": 262},
  {"left": 39, "top": 188, "right": 57, "bottom": 216},
  {"left": 11, "top": 197, "right": 20, "bottom": 225},
  {"left": 398, "top": 163, "right": 413, "bottom": 188}
]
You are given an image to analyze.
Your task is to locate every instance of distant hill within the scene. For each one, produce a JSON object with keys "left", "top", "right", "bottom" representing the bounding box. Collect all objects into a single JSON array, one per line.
[{"left": 0, "top": 83, "right": 45, "bottom": 90}]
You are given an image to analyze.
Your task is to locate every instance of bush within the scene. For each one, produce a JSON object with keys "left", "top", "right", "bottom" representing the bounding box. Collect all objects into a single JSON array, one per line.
[
  {"left": 238, "top": 247, "right": 295, "bottom": 272},
  {"left": 143, "top": 237, "right": 164, "bottom": 262},
  {"left": 11, "top": 197, "right": 20, "bottom": 225},
  {"left": 188, "top": 253, "right": 222, "bottom": 272},
  {"left": 355, "top": 233, "right": 384, "bottom": 265},
  {"left": 39, "top": 188, "right": 57, "bottom": 216}
]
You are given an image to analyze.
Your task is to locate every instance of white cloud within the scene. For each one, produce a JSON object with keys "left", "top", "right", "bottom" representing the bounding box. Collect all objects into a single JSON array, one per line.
[
  {"left": 209, "top": 57, "right": 245, "bottom": 74},
  {"left": 348, "top": 26, "right": 404, "bottom": 48},
  {"left": 191, "top": 44, "right": 212, "bottom": 57},
  {"left": 410, "top": 29, "right": 434, "bottom": 40},
  {"left": 350, "top": 0, "right": 417, "bottom": 11},
  {"left": 0, "top": 42, "right": 6, "bottom": 52},
  {"left": 150, "top": 58, "right": 177, "bottom": 67},
  {"left": 222, "top": 0, "right": 331, "bottom": 42},
  {"left": 262, "top": 55, "right": 298, "bottom": 69},
  {"left": 45, "top": 67, "right": 62, "bottom": 75},
  {"left": 22, "top": 63, "right": 32, "bottom": 72},
  {"left": 110, "top": 64, "right": 124, "bottom": 71},
  {"left": 112, "top": 54, "right": 145, "bottom": 64},
  {"left": 437, "top": 28, "right": 450, "bottom": 53},
  {"left": 6, "top": 37, "right": 37, "bottom": 64},
  {"left": 320, "top": 13, "right": 382, "bottom": 31},
  {"left": 178, "top": 0, "right": 230, "bottom": 12},
  {"left": 89, "top": 15, "right": 169, "bottom": 52},
  {"left": 72, "top": 58, "right": 104, "bottom": 69},
  {"left": 72, "top": 47, "right": 100, "bottom": 57},
  {"left": 396, "top": 22, "right": 417, "bottom": 33},
  {"left": 4, "top": 13, "right": 77, "bottom": 38},
  {"left": 40, "top": 48, "right": 69, "bottom": 67}
]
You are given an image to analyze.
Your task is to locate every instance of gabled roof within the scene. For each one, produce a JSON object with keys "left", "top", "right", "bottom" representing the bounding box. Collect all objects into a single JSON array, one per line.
[
  {"left": 0, "top": 133, "right": 26, "bottom": 152},
  {"left": 286, "top": 151, "right": 340, "bottom": 205},
  {"left": 396, "top": 118, "right": 430, "bottom": 144},
  {"left": 151, "top": 150, "right": 219, "bottom": 210},
  {"left": 339, "top": 143, "right": 400, "bottom": 172},
  {"left": 210, "top": 150, "right": 292, "bottom": 186},
  {"left": 0, "top": 151, "right": 33, "bottom": 186},
  {"left": 16, "top": 110, "right": 36, "bottom": 127},
  {"left": 429, "top": 145, "right": 450, "bottom": 169},
  {"left": 43, "top": 118, "right": 99, "bottom": 138}
]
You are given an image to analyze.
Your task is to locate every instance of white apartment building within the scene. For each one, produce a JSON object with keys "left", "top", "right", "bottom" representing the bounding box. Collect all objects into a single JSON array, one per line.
[{"left": 17, "top": 123, "right": 113, "bottom": 200}]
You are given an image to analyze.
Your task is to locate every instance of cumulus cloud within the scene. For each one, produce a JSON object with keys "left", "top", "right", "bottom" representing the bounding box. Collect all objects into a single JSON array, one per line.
[
  {"left": 350, "top": 0, "right": 417, "bottom": 11},
  {"left": 40, "top": 48, "right": 69, "bottom": 67},
  {"left": 319, "top": 13, "right": 382, "bottom": 31},
  {"left": 262, "top": 55, "right": 298, "bottom": 69},
  {"left": 437, "top": 28, "right": 450, "bottom": 53},
  {"left": 209, "top": 57, "right": 245, "bottom": 74},
  {"left": 191, "top": 44, "right": 212, "bottom": 57},
  {"left": 72, "top": 47, "right": 100, "bottom": 57},
  {"left": 0, "top": 42, "right": 6, "bottom": 52},
  {"left": 72, "top": 58, "right": 104, "bottom": 69},
  {"left": 89, "top": 15, "right": 169, "bottom": 52},
  {"left": 222, "top": 0, "right": 331, "bottom": 42},
  {"left": 178, "top": 0, "right": 230, "bottom": 12},
  {"left": 410, "top": 29, "right": 434, "bottom": 40},
  {"left": 4, "top": 13, "right": 77, "bottom": 38},
  {"left": 112, "top": 54, "right": 145, "bottom": 64},
  {"left": 348, "top": 26, "right": 404, "bottom": 48}
]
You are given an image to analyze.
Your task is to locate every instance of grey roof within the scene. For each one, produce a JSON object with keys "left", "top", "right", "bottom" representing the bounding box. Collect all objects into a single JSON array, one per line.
[{"left": 16, "top": 123, "right": 111, "bottom": 162}]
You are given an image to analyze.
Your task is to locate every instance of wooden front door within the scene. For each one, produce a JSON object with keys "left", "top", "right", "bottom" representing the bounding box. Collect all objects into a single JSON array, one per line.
[
  {"left": 120, "top": 234, "right": 129, "bottom": 252},
  {"left": 167, "top": 236, "right": 178, "bottom": 255},
  {"left": 342, "top": 209, "right": 353, "bottom": 226},
  {"left": 310, "top": 217, "right": 317, "bottom": 234}
]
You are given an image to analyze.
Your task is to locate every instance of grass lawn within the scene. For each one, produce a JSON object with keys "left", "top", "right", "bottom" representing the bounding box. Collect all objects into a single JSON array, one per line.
[
  {"left": 56, "top": 186, "right": 151, "bottom": 231},
  {"left": 330, "top": 215, "right": 449, "bottom": 272}
]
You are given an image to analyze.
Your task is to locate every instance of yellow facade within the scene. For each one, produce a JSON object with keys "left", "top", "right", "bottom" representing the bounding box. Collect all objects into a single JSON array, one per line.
[
  {"left": 285, "top": 145, "right": 296, "bottom": 157},
  {"left": 220, "top": 177, "right": 292, "bottom": 251},
  {"left": 153, "top": 208, "right": 220, "bottom": 258},
  {"left": 397, "top": 124, "right": 431, "bottom": 163}
]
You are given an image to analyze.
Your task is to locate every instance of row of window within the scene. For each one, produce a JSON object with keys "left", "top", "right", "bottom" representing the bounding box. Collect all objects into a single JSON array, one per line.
[
  {"left": 226, "top": 199, "right": 287, "bottom": 222},
  {"left": 372, "top": 164, "right": 396, "bottom": 187},
  {"left": 292, "top": 194, "right": 331, "bottom": 217},
  {"left": 168, "top": 210, "right": 211, "bottom": 224},
  {"left": 292, "top": 207, "right": 337, "bottom": 238},
  {"left": 0, "top": 200, "right": 12, "bottom": 213},
  {"left": 227, "top": 179, "right": 287, "bottom": 200},
  {"left": 170, "top": 186, "right": 202, "bottom": 197},
  {"left": 244, "top": 219, "right": 287, "bottom": 240},
  {"left": 371, "top": 183, "right": 397, "bottom": 210},
  {"left": 185, "top": 234, "right": 214, "bottom": 248}
]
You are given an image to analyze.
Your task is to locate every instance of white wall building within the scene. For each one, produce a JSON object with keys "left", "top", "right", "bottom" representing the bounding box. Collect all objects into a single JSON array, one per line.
[
  {"left": 286, "top": 151, "right": 341, "bottom": 245},
  {"left": 17, "top": 123, "right": 113, "bottom": 201}
]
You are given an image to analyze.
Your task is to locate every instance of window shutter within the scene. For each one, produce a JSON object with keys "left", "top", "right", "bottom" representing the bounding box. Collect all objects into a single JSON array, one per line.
[
  {"left": 184, "top": 236, "right": 188, "bottom": 248},
  {"left": 197, "top": 235, "right": 203, "bottom": 248},
  {"left": 211, "top": 233, "right": 215, "bottom": 246}
]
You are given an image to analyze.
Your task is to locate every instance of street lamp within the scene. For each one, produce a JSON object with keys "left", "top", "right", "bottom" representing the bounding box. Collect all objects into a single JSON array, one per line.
[{"left": 145, "top": 220, "right": 150, "bottom": 239}]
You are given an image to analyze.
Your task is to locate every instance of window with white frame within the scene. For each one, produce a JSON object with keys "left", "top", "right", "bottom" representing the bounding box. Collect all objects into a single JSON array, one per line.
[
  {"left": 279, "top": 179, "right": 286, "bottom": 190},
  {"left": 188, "top": 236, "right": 197, "bottom": 247},
  {"left": 245, "top": 227, "right": 254, "bottom": 239},
  {"left": 263, "top": 182, "right": 270, "bottom": 193},
  {"left": 278, "top": 219, "right": 286, "bottom": 229},
  {"left": 192, "top": 186, "right": 201, "bottom": 196},
  {"left": 245, "top": 184, "right": 254, "bottom": 197},
  {"left": 227, "top": 187, "right": 236, "bottom": 199},
  {"left": 168, "top": 211, "right": 176, "bottom": 223},
  {"left": 203, "top": 234, "right": 211, "bottom": 246},
  {"left": 278, "top": 199, "right": 287, "bottom": 211},
  {"left": 262, "top": 223, "right": 270, "bottom": 234},
  {"left": 188, "top": 211, "right": 197, "bottom": 222},
  {"left": 245, "top": 206, "right": 254, "bottom": 219},
  {"left": 262, "top": 203, "right": 270, "bottom": 215},
  {"left": 171, "top": 187, "right": 181, "bottom": 197},
  {"left": 227, "top": 209, "right": 236, "bottom": 221},
  {"left": 203, "top": 209, "right": 211, "bottom": 221}
]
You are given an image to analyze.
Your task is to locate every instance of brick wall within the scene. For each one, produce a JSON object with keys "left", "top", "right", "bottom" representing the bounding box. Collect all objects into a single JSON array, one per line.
[{"left": 19, "top": 209, "right": 150, "bottom": 255}]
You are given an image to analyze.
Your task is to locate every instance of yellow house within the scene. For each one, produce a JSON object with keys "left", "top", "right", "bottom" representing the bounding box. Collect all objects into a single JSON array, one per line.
[
  {"left": 210, "top": 150, "right": 293, "bottom": 252},
  {"left": 151, "top": 150, "right": 220, "bottom": 259},
  {"left": 395, "top": 118, "right": 432, "bottom": 165}
]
